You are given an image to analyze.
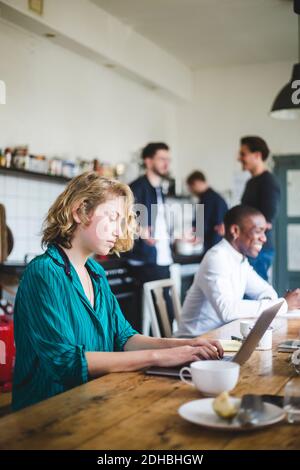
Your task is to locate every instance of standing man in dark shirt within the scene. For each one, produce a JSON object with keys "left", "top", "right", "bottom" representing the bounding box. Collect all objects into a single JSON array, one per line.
[
  {"left": 187, "top": 171, "right": 228, "bottom": 253},
  {"left": 239, "top": 136, "right": 280, "bottom": 281}
]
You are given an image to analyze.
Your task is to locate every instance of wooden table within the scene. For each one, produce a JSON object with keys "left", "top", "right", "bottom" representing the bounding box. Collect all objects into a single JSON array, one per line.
[{"left": 0, "top": 318, "right": 300, "bottom": 450}]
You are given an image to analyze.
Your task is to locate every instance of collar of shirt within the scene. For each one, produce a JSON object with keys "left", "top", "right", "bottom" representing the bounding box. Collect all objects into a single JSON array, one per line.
[
  {"left": 221, "top": 238, "right": 246, "bottom": 264},
  {"left": 46, "top": 244, "right": 102, "bottom": 279},
  {"left": 46, "top": 244, "right": 104, "bottom": 312},
  {"left": 199, "top": 187, "right": 213, "bottom": 200}
]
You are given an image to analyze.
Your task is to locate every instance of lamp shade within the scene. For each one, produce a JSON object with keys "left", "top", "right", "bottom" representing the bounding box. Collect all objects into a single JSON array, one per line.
[{"left": 270, "top": 63, "right": 300, "bottom": 119}]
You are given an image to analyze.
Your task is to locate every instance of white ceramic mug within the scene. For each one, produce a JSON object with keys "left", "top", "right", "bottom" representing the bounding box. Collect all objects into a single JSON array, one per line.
[
  {"left": 240, "top": 321, "right": 273, "bottom": 350},
  {"left": 256, "top": 327, "right": 273, "bottom": 350},
  {"left": 179, "top": 360, "right": 240, "bottom": 396},
  {"left": 240, "top": 320, "right": 252, "bottom": 338}
]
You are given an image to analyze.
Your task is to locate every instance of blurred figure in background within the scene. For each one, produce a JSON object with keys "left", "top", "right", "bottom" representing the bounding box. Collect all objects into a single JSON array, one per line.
[
  {"left": 187, "top": 171, "right": 228, "bottom": 254},
  {"left": 125, "top": 142, "right": 174, "bottom": 330},
  {"left": 239, "top": 136, "right": 280, "bottom": 281}
]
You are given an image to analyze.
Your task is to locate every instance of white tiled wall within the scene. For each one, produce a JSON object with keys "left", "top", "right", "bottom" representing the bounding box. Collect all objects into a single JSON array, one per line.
[{"left": 0, "top": 175, "right": 66, "bottom": 261}]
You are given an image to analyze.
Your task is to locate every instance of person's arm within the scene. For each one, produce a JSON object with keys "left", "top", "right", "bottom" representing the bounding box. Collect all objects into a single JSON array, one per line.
[
  {"left": 86, "top": 326, "right": 224, "bottom": 378},
  {"left": 85, "top": 279, "right": 223, "bottom": 377},
  {"left": 85, "top": 343, "right": 215, "bottom": 377},
  {"left": 284, "top": 289, "right": 300, "bottom": 310},
  {"left": 85, "top": 349, "right": 157, "bottom": 376},
  {"left": 245, "top": 264, "right": 278, "bottom": 300},
  {"left": 124, "top": 334, "right": 223, "bottom": 356},
  {"left": 199, "top": 255, "right": 283, "bottom": 322},
  {"left": 86, "top": 334, "right": 223, "bottom": 377},
  {"left": 244, "top": 264, "right": 288, "bottom": 312}
]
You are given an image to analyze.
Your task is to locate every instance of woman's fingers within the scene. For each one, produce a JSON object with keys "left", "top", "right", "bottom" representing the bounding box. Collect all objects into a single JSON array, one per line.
[
  {"left": 179, "top": 344, "right": 222, "bottom": 364},
  {"left": 212, "top": 339, "right": 224, "bottom": 357},
  {"left": 201, "top": 345, "right": 219, "bottom": 358},
  {"left": 200, "top": 340, "right": 223, "bottom": 358},
  {"left": 198, "top": 350, "right": 210, "bottom": 360},
  {"left": 210, "top": 340, "right": 224, "bottom": 357},
  {"left": 205, "top": 346, "right": 219, "bottom": 359},
  {"left": 206, "top": 344, "right": 220, "bottom": 356},
  {"left": 192, "top": 345, "right": 219, "bottom": 360},
  {"left": 191, "top": 355, "right": 200, "bottom": 362},
  {"left": 197, "top": 347, "right": 211, "bottom": 360},
  {"left": 199, "top": 340, "right": 221, "bottom": 356}
]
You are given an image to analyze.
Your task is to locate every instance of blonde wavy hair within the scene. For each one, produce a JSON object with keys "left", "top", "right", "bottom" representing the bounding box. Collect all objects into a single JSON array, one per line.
[{"left": 42, "top": 172, "right": 136, "bottom": 254}]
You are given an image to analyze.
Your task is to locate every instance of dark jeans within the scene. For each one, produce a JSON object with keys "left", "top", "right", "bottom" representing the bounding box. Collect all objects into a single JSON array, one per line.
[
  {"left": 248, "top": 248, "right": 275, "bottom": 282},
  {"left": 127, "top": 264, "right": 173, "bottom": 334}
]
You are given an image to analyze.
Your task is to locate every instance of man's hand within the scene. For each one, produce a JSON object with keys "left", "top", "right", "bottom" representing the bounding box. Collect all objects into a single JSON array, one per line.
[{"left": 284, "top": 288, "right": 300, "bottom": 310}]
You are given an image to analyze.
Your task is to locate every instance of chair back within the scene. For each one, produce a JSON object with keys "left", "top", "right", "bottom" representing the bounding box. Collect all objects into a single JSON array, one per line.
[{"left": 143, "top": 279, "right": 181, "bottom": 337}]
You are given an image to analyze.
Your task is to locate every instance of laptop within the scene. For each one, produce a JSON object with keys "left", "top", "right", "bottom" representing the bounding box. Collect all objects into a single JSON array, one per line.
[{"left": 144, "top": 301, "right": 284, "bottom": 378}]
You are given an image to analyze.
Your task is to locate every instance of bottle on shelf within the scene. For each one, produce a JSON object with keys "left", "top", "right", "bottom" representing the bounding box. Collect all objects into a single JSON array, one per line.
[
  {"left": 4, "top": 148, "right": 12, "bottom": 168},
  {"left": 0, "top": 149, "right": 5, "bottom": 167}
]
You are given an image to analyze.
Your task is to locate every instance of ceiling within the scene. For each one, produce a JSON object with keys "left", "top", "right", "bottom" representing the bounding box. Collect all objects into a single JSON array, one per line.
[{"left": 91, "top": 0, "right": 297, "bottom": 69}]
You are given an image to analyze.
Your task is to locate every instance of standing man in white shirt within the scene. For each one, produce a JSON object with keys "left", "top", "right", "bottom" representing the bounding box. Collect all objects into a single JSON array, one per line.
[
  {"left": 176, "top": 205, "right": 300, "bottom": 337},
  {"left": 125, "top": 143, "right": 173, "bottom": 330}
]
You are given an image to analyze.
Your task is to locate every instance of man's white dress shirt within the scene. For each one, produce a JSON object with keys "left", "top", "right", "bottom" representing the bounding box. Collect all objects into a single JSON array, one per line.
[
  {"left": 154, "top": 188, "right": 172, "bottom": 266},
  {"left": 176, "top": 239, "right": 287, "bottom": 336}
]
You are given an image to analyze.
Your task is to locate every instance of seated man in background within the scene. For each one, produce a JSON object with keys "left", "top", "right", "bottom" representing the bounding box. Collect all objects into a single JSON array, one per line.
[
  {"left": 176, "top": 205, "right": 300, "bottom": 337},
  {"left": 187, "top": 170, "right": 228, "bottom": 254}
]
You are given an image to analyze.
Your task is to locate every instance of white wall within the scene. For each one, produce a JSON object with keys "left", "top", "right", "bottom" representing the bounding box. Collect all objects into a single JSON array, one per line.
[
  {"left": 176, "top": 61, "right": 300, "bottom": 199},
  {"left": 0, "top": 0, "right": 192, "bottom": 100},
  {"left": 2, "top": 16, "right": 299, "bottom": 199},
  {"left": 0, "top": 18, "right": 179, "bottom": 261},
  {"left": 0, "top": 18, "right": 178, "bottom": 173}
]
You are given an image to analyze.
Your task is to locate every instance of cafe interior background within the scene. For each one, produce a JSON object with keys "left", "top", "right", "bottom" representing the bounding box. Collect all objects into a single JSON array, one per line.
[{"left": 0, "top": 0, "right": 300, "bottom": 418}]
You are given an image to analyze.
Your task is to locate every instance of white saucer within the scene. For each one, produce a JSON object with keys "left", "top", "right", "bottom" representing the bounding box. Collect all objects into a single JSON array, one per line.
[{"left": 178, "top": 398, "right": 286, "bottom": 431}]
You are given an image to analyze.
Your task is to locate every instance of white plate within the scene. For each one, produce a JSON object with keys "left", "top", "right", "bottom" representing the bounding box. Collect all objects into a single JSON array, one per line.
[{"left": 178, "top": 398, "right": 286, "bottom": 431}]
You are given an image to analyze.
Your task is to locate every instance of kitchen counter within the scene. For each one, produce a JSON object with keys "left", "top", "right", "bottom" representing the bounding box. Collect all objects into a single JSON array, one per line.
[
  {"left": 0, "top": 249, "right": 202, "bottom": 276},
  {"left": 0, "top": 256, "right": 126, "bottom": 275}
]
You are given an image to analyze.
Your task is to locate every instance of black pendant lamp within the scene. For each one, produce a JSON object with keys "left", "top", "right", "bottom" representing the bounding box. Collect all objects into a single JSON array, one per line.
[{"left": 270, "top": 0, "right": 300, "bottom": 119}]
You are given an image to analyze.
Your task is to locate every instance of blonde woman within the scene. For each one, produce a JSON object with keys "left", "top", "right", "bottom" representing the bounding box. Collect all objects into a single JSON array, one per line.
[{"left": 12, "top": 172, "right": 223, "bottom": 410}]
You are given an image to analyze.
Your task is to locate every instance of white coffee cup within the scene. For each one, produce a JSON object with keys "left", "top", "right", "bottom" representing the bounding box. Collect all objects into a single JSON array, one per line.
[
  {"left": 179, "top": 360, "right": 240, "bottom": 396},
  {"left": 256, "top": 327, "right": 272, "bottom": 350},
  {"left": 240, "top": 320, "right": 252, "bottom": 338}
]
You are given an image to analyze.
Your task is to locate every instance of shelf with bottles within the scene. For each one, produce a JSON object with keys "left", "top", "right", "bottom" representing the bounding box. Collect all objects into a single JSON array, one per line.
[
  {"left": 0, "top": 145, "right": 95, "bottom": 180},
  {"left": 0, "top": 146, "right": 125, "bottom": 184},
  {"left": 0, "top": 166, "right": 72, "bottom": 184}
]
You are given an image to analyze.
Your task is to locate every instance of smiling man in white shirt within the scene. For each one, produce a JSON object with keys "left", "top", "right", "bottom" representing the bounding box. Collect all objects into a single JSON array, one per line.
[{"left": 176, "top": 205, "right": 300, "bottom": 337}]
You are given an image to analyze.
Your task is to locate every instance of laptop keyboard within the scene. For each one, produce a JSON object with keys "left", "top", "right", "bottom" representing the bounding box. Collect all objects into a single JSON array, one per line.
[{"left": 222, "top": 356, "right": 232, "bottom": 361}]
